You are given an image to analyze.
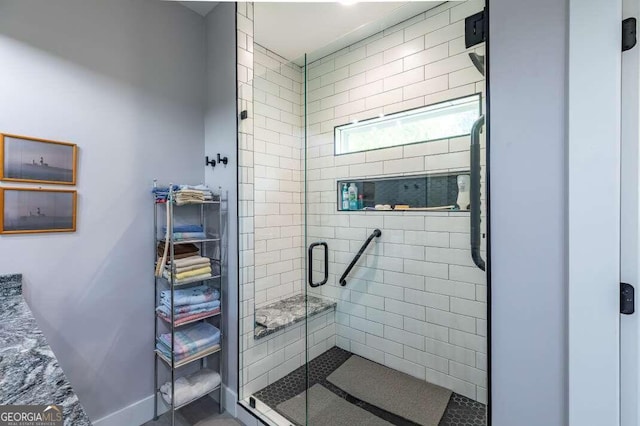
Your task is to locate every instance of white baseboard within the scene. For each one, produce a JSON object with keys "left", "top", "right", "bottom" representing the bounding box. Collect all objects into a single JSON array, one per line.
[
  {"left": 92, "top": 394, "right": 167, "bottom": 426},
  {"left": 223, "top": 385, "right": 238, "bottom": 417},
  {"left": 93, "top": 386, "right": 237, "bottom": 426}
]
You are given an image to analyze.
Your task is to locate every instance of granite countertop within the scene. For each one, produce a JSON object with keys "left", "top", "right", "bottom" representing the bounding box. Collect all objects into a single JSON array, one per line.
[
  {"left": 0, "top": 274, "right": 92, "bottom": 426},
  {"left": 254, "top": 294, "right": 336, "bottom": 339}
]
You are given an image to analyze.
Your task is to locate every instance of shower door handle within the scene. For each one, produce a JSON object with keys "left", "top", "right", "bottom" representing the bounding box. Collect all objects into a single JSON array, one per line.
[
  {"left": 470, "top": 115, "right": 486, "bottom": 271},
  {"left": 308, "top": 242, "right": 329, "bottom": 287}
]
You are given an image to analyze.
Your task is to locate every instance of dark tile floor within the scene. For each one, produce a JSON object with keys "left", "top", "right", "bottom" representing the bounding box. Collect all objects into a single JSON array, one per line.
[
  {"left": 253, "top": 347, "right": 486, "bottom": 426},
  {"left": 142, "top": 396, "right": 242, "bottom": 426}
]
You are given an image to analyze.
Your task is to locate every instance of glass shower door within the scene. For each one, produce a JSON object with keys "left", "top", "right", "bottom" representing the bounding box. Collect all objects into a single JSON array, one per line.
[
  {"left": 302, "top": 6, "right": 488, "bottom": 424},
  {"left": 241, "top": 2, "right": 489, "bottom": 424}
]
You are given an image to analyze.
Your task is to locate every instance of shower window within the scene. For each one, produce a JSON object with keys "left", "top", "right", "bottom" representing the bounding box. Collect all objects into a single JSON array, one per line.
[{"left": 334, "top": 93, "right": 481, "bottom": 155}]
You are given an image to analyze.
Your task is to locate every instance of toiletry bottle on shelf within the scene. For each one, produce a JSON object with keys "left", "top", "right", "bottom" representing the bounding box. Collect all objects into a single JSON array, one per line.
[
  {"left": 341, "top": 183, "right": 349, "bottom": 211},
  {"left": 358, "top": 194, "right": 364, "bottom": 210},
  {"left": 348, "top": 183, "right": 358, "bottom": 210}
]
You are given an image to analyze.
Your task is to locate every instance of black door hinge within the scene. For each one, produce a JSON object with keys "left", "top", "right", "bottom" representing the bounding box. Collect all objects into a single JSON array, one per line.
[
  {"left": 623, "top": 18, "right": 637, "bottom": 51},
  {"left": 465, "top": 10, "right": 486, "bottom": 48},
  {"left": 621, "top": 282, "right": 635, "bottom": 315}
]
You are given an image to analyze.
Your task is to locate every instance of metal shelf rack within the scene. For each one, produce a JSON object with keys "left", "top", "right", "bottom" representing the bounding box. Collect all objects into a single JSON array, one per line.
[{"left": 153, "top": 182, "right": 227, "bottom": 425}]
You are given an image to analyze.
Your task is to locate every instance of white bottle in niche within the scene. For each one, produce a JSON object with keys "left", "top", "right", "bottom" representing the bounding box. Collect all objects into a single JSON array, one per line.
[
  {"left": 456, "top": 174, "right": 471, "bottom": 210},
  {"left": 341, "top": 183, "right": 349, "bottom": 210},
  {"left": 348, "top": 183, "right": 358, "bottom": 210}
]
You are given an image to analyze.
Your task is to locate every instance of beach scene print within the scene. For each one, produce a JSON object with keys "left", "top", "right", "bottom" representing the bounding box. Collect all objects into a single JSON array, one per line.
[
  {"left": 3, "top": 189, "right": 75, "bottom": 232},
  {"left": 3, "top": 135, "right": 75, "bottom": 183}
]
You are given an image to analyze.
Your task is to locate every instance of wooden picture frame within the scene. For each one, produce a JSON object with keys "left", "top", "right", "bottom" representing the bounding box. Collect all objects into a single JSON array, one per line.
[
  {"left": 0, "top": 133, "right": 77, "bottom": 185},
  {"left": 0, "top": 187, "right": 77, "bottom": 234}
]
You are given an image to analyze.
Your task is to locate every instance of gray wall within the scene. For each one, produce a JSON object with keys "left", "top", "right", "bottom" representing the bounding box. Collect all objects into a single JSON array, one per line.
[
  {"left": 0, "top": 0, "right": 206, "bottom": 420},
  {"left": 489, "top": 0, "right": 567, "bottom": 425},
  {"left": 205, "top": 2, "right": 239, "bottom": 400}
]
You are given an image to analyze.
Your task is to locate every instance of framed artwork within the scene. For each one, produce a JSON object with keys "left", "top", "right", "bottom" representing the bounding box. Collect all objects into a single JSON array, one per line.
[
  {"left": 0, "top": 188, "right": 77, "bottom": 234},
  {"left": 0, "top": 133, "right": 77, "bottom": 185}
]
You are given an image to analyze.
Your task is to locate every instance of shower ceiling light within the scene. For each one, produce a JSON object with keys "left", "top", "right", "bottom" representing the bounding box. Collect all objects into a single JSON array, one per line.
[{"left": 340, "top": 0, "right": 358, "bottom": 5}]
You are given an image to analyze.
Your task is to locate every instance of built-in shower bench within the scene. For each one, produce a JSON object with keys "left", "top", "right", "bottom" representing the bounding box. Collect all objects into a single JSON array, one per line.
[{"left": 254, "top": 294, "right": 336, "bottom": 339}]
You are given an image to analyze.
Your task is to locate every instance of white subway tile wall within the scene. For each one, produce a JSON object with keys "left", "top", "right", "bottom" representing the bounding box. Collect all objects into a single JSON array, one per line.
[
  {"left": 241, "top": 311, "right": 336, "bottom": 396},
  {"left": 305, "top": 0, "right": 487, "bottom": 403},
  {"left": 239, "top": 0, "right": 487, "bottom": 406}
]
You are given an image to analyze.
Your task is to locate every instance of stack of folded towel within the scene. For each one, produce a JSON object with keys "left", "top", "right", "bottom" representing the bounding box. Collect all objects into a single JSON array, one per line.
[
  {"left": 157, "top": 284, "right": 221, "bottom": 325},
  {"left": 153, "top": 185, "right": 179, "bottom": 203},
  {"left": 160, "top": 368, "right": 221, "bottom": 407},
  {"left": 163, "top": 224, "right": 207, "bottom": 241},
  {"left": 152, "top": 184, "right": 217, "bottom": 204},
  {"left": 157, "top": 242, "right": 199, "bottom": 262},
  {"left": 156, "top": 322, "right": 221, "bottom": 362},
  {"left": 175, "top": 185, "right": 215, "bottom": 206},
  {"left": 163, "top": 256, "right": 216, "bottom": 283}
]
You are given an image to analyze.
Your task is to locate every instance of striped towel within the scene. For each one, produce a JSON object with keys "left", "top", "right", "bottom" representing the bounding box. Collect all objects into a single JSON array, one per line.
[
  {"left": 158, "top": 323, "right": 221, "bottom": 357},
  {"left": 157, "top": 300, "right": 221, "bottom": 315},
  {"left": 157, "top": 308, "right": 221, "bottom": 326},
  {"left": 159, "top": 285, "right": 219, "bottom": 307}
]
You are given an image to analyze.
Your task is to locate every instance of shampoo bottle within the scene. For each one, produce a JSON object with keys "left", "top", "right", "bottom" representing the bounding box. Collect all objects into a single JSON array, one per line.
[
  {"left": 341, "top": 183, "right": 349, "bottom": 210},
  {"left": 348, "top": 183, "right": 358, "bottom": 210}
]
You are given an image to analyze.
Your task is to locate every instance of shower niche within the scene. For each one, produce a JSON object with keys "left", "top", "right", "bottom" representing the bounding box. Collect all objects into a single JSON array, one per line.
[{"left": 337, "top": 173, "right": 470, "bottom": 212}]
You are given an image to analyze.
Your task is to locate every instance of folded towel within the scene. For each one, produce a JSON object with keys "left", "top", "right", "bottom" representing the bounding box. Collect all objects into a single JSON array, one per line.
[
  {"left": 159, "top": 252, "right": 198, "bottom": 264},
  {"left": 163, "top": 225, "right": 203, "bottom": 233},
  {"left": 160, "top": 369, "right": 221, "bottom": 407},
  {"left": 177, "top": 189, "right": 207, "bottom": 196},
  {"left": 174, "top": 262, "right": 213, "bottom": 274},
  {"left": 178, "top": 184, "right": 213, "bottom": 192},
  {"left": 157, "top": 307, "right": 221, "bottom": 325},
  {"left": 157, "top": 300, "right": 221, "bottom": 315},
  {"left": 158, "top": 323, "right": 221, "bottom": 357},
  {"left": 172, "top": 261, "right": 219, "bottom": 276},
  {"left": 156, "top": 341, "right": 220, "bottom": 365},
  {"left": 156, "top": 340, "right": 191, "bottom": 361},
  {"left": 175, "top": 191, "right": 206, "bottom": 206},
  {"left": 153, "top": 185, "right": 179, "bottom": 194},
  {"left": 153, "top": 185, "right": 180, "bottom": 202},
  {"left": 153, "top": 184, "right": 217, "bottom": 204},
  {"left": 164, "top": 273, "right": 212, "bottom": 285},
  {"left": 164, "top": 266, "right": 212, "bottom": 282},
  {"left": 159, "top": 285, "right": 219, "bottom": 307},
  {"left": 173, "top": 256, "right": 211, "bottom": 269},
  {"left": 172, "top": 232, "right": 207, "bottom": 241},
  {"left": 157, "top": 242, "right": 199, "bottom": 257}
]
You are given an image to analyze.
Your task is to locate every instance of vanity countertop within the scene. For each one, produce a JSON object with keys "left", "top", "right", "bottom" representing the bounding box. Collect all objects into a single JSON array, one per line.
[{"left": 0, "top": 274, "right": 92, "bottom": 426}]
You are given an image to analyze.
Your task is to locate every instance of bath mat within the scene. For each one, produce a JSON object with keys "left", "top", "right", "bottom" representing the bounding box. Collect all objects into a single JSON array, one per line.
[
  {"left": 327, "top": 355, "right": 452, "bottom": 426},
  {"left": 276, "top": 384, "right": 392, "bottom": 426}
]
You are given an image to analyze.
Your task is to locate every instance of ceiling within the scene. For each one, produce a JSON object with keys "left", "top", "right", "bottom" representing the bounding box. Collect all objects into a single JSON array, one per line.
[
  {"left": 255, "top": 2, "right": 446, "bottom": 65},
  {"left": 178, "top": 1, "right": 219, "bottom": 16}
]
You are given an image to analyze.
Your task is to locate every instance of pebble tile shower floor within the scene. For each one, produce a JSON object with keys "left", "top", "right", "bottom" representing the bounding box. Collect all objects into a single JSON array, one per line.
[{"left": 253, "top": 347, "right": 486, "bottom": 426}]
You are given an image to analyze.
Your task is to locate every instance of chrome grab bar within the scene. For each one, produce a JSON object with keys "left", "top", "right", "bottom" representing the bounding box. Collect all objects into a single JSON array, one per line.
[
  {"left": 339, "top": 229, "right": 382, "bottom": 286},
  {"left": 470, "top": 115, "right": 486, "bottom": 271}
]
